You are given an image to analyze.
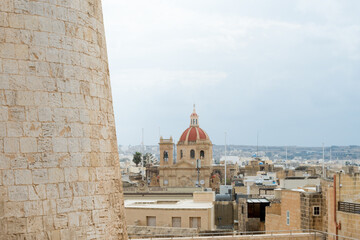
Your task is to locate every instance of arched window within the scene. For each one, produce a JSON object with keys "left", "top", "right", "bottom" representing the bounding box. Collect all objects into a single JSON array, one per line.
[
  {"left": 200, "top": 150, "right": 205, "bottom": 158},
  {"left": 180, "top": 150, "right": 183, "bottom": 159},
  {"left": 190, "top": 149, "right": 195, "bottom": 159},
  {"left": 164, "top": 151, "right": 168, "bottom": 162}
]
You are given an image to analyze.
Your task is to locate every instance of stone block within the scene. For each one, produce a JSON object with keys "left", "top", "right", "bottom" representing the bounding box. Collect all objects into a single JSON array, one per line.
[
  {"left": 52, "top": 138, "right": 67, "bottom": 153},
  {"left": 4, "top": 201, "right": 24, "bottom": 217},
  {"left": 8, "top": 185, "right": 28, "bottom": 201},
  {"left": 48, "top": 168, "right": 64, "bottom": 183},
  {"left": 46, "top": 47, "right": 59, "bottom": 63},
  {"left": 81, "top": 196, "right": 94, "bottom": 211},
  {"left": 38, "top": 16, "right": 52, "bottom": 32},
  {"left": 25, "top": 107, "right": 38, "bottom": 122},
  {"left": 36, "top": 62, "right": 50, "bottom": 77},
  {"left": 7, "top": 122, "right": 23, "bottom": 137},
  {"left": 32, "top": 169, "right": 48, "bottom": 184},
  {"left": 38, "top": 107, "right": 52, "bottom": 122},
  {"left": 4, "top": 137, "right": 19, "bottom": 153},
  {"left": 68, "top": 212, "right": 80, "bottom": 227},
  {"left": 68, "top": 138, "right": 80, "bottom": 153},
  {"left": 29, "top": 46, "right": 46, "bottom": 61},
  {"left": 58, "top": 182, "right": 72, "bottom": 198},
  {"left": 6, "top": 217, "right": 27, "bottom": 234},
  {"left": 24, "top": 200, "right": 43, "bottom": 216},
  {"left": 53, "top": 214, "right": 68, "bottom": 230},
  {"left": 3, "top": 59, "right": 18, "bottom": 74},
  {"left": 0, "top": 43, "right": 15, "bottom": 58},
  {"left": 80, "top": 138, "right": 91, "bottom": 152},
  {"left": 46, "top": 184, "right": 59, "bottom": 199},
  {"left": 0, "top": 106, "right": 8, "bottom": 121},
  {"left": 92, "top": 209, "right": 109, "bottom": 224},
  {"left": 0, "top": 122, "right": 6, "bottom": 137},
  {"left": 56, "top": 197, "right": 81, "bottom": 214},
  {"left": 94, "top": 195, "right": 110, "bottom": 209},
  {"left": 20, "top": 137, "right": 38, "bottom": 153},
  {"left": 15, "top": 44, "right": 29, "bottom": 60},
  {"left": 23, "top": 122, "right": 42, "bottom": 137},
  {"left": 9, "top": 75, "right": 26, "bottom": 90},
  {"left": 72, "top": 182, "right": 88, "bottom": 197},
  {"left": 27, "top": 216, "right": 43, "bottom": 233},
  {"left": 8, "top": 106, "right": 25, "bottom": 121},
  {"left": 43, "top": 199, "right": 56, "bottom": 216},
  {"left": 16, "top": 91, "right": 34, "bottom": 106},
  {"left": 11, "top": 155, "right": 28, "bottom": 169},
  {"left": 24, "top": 15, "right": 39, "bottom": 30},
  {"left": 14, "top": 169, "right": 32, "bottom": 184},
  {"left": 0, "top": 154, "right": 10, "bottom": 169},
  {"left": 64, "top": 167, "right": 78, "bottom": 182},
  {"left": 0, "top": 74, "right": 9, "bottom": 90},
  {"left": 29, "top": 184, "right": 46, "bottom": 200},
  {"left": 78, "top": 167, "right": 89, "bottom": 181}
]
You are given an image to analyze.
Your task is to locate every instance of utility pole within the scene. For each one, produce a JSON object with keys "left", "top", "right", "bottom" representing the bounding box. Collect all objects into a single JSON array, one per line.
[
  {"left": 256, "top": 131, "right": 259, "bottom": 157},
  {"left": 322, "top": 142, "right": 325, "bottom": 178},
  {"left": 141, "top": 128, "right": 144, "bottom": 180},
  {"left": 285, "top": 146, "right": 288, "bottom": 169},
  {"left": 224, "top": 132, "right": 227, "bottom": 186}
]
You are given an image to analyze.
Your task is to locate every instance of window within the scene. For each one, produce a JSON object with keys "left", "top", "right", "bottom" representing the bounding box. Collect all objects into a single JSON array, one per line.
[
  {"left": 313, "top": 206, "right": 320, "bottom": 216},
  {"left": 286, "top": 211, "right": 290, "bottom": 225},
  {"left": 190, "top": 149, "right": 195, "bottom": 159},
  {"left": 172, "top": 217, "right": 181, "bottom": 227},
  {"left": 163, "top": 151, "right": 168, "bottom": 162},
  {"left": 180, "top": 150, "right": 183, "bottom": 159},
  {"left": 147, "top": 216, "right": 156, "bottom": 226},
  {"left": 200, "top": 150, "right": 205, "bottom": 158},
  {"left": 189, "top": 217, "right": 201, "bottom": 228}
]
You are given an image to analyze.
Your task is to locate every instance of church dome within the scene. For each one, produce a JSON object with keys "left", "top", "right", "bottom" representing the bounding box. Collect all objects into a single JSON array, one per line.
[
  {"left": 179, "top": 126, "right": 209, "bottom": 142},
  {"left": 178, "top": 105, "right": 210, "bottom": 143}
]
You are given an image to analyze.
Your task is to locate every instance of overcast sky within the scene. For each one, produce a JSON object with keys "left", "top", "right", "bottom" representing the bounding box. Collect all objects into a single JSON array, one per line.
[{"left": 102, "top": 0, "right": 360, "bottom": 147}]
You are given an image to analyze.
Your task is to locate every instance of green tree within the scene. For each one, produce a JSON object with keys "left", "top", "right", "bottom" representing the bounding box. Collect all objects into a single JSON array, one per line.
[
  {"left": 142, "top": 153, "right": 157, "bottom": 166},
  {"left": 132, "top": 152, "right": 142, "bottom": 167}
]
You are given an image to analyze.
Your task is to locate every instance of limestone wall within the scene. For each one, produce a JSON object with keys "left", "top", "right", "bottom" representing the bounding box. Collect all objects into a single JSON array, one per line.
[
  {"left": 0, "top": 0, "right": 127, "bottom": 239},
  {"left": 129, "top": 233, "right": 323, "bottom": 240}
]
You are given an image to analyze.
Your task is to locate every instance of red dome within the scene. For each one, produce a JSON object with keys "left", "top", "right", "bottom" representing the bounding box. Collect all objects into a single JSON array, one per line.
[{"left": 179, "top": 126, "right": 209, "bottom": 142}]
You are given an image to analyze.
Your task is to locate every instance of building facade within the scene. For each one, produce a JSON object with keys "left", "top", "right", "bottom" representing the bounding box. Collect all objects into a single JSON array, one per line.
[
  {"left": 158, "top": 107, "right": 213, "bottom": 188},
  {"left": 125, "top": 191, "right": 215, "bottom": 231}
]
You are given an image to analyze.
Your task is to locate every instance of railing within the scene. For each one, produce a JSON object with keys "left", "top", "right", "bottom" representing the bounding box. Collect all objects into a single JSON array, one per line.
[
  {"left": 338, "top": 201, "right": 360, "bottom": 214},
  {"left": 129, "top": 229, "right": 360, "bottom": 240}
]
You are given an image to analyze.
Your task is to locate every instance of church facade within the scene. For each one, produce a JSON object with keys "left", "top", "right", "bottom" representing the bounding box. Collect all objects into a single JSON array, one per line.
[{"left": 158, "top": 107, "right": 213, "bottom": 188}]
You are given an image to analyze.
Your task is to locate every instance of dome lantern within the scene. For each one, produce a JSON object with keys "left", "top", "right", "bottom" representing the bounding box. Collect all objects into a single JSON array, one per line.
[{"left": 190, "top": 104, "right": 199, "bottom": 127}]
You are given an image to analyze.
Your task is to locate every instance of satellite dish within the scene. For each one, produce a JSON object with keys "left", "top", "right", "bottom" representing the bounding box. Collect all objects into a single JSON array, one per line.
[{"left": 200, "top": 180, "right": 205, "bottom": 185}]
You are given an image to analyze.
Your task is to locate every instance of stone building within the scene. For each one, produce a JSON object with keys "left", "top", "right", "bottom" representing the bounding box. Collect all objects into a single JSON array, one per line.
[
  {"left": 125, "top": 191, "right": 215, "bottom": 231},
  {"left": 327, "top": 173, "right": 360, "bottom": 239},
  {"left": 0, "top": 0, "right": 127, "bottom": 239},
  {"left": 265, "top": 188, "right": 324, "bottom": 233},
  {"left": 237, "top": 197, "right": 270, "bottom": 232},
  {"left": 158, "top": 107, "right": 213, "bottom": 188},
  {"left": 239, "top": 158, "right": 276, "bottom": 177}
]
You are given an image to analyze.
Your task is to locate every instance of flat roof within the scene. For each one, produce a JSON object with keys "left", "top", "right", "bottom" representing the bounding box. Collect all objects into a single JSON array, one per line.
[{"left": 125, "top": 199, "right": 213, "bottom": 210}]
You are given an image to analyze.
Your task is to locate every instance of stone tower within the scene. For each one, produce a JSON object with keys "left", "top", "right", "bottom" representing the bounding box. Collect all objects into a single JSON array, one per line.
[{"left": 0, "top": 1, "right": 127, "bottom": 239}]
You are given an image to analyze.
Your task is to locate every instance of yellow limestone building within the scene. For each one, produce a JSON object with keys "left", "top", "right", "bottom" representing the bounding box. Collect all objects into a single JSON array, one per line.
[{"left": 159, "top": 107, "right": 213, "bottom": 188}]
